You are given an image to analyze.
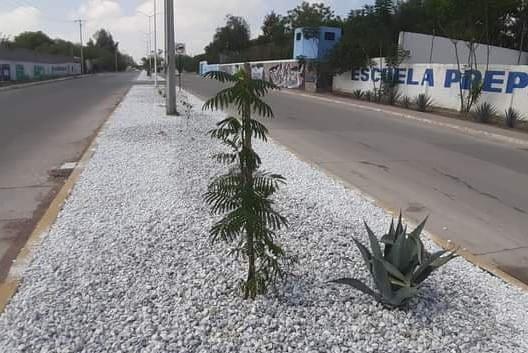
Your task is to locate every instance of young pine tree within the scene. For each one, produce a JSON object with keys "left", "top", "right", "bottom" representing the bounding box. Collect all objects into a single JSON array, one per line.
[{"left": 202, "top": 64, "right": 292, "bottom": 299}]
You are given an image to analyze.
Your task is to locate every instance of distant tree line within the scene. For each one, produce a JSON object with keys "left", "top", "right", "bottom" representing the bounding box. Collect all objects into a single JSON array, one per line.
[
  {"left": 0, "top": 29, "right": 135, "bottom": 72},
  {"left": 194, "top": 0, "right": 528, "bottom": 72}
]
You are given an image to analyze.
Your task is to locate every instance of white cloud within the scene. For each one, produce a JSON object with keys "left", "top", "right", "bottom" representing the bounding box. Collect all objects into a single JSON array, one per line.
[{"left": 0, "top": 6, "right": 41, "bottom": 39}]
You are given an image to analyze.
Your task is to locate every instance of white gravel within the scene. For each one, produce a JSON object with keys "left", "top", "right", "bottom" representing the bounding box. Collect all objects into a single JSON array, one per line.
[{"left": 1, "top": 84, "right": 527, "bottom": 353}]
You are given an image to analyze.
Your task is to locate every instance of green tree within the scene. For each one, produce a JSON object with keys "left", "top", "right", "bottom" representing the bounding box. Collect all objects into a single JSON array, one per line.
[
  {"left": 202, "top": 66, "right": 293, "bottom": 299},
  {"left": 93, "top": 29, "right": 117, "bottom": 51},
  {"left": 261, "top": 11, "right": 288, "bottom": 43},
  {"left": 286, "top": 1, "right": 338, "bottom": 29},
  {"left": 13, "top": 31, "right": 54, "bottom": 51},
  {"left": 205, "top": 15, "right": 251, "bottom": 63}
]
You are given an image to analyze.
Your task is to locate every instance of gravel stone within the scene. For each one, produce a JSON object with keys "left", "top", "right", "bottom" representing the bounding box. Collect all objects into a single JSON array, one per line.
[{"left": 0, "top": 83, "right": 527, "bottom": 353}]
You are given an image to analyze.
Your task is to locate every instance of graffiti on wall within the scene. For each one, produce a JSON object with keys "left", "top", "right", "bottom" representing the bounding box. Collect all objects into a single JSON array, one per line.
[
  {"left": 267, "top": 62, "right": 305, "bottom": 89},
  {"left": 217, "top": 60, "right": 306, "bottom": 89},
  {"left": 0, "top": 64, "right": 10, "bottom": 81}
]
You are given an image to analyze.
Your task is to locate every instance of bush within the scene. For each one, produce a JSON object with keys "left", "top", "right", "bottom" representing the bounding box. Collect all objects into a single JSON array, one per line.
[
  {"left": 473, "top": 102, "right": 497, "bottom": 123},
  {"left": 364, "top": 90, "right": 372, "bottom": 102},
  {"left": 330, "top": 214, "right": 457, "bottom": 308},
  {"left": 505, "top": 107, "right": 521, "bottom": 128},
  {"left": 415, "top": 94, "right": 433, "bottom": 112},
  {"left": 384, "top": 87, "right": 401, "bottom": 106},
  {"left": 352, "top": 89, "right": 364, "bottom": 99},
  {"left": 401, "top": 95, "right": 412, "bottom": 109}
]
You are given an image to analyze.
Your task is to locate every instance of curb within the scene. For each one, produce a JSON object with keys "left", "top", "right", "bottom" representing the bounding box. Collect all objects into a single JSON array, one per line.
[
  {"left": 280, "top": 90, "right": 528, "bottom": 148},
  {"left": 0, "top": 84, "right": 132, "bottom": 314},
  {"left": 0, "top": 74, "right": 93, "bottom": 92}
]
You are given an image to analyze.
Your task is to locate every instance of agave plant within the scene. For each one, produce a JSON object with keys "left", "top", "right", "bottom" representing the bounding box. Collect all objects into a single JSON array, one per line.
[
  {"left": 505, "top": 107, "right": 521, "bottom": 128},
  {"left": 473, "top": 102, "right": 497, "bottom": 123},
  {"left": 401, "top": 95, "right": 412, "bottom": 109},
  {"left": 331, "top": 215, "right": 457, "bottom": 308},
  {"left": 202, "top": 66, "right": 292, "bottom": 299},
  {"left": 352, "top": 89, "right": 364, "bottom": 99},
  {"left": 415, "top": 94, "right": 433, "bottom": 112},
  {"left": 384, "top": 87, "right": 401, "bottom": 106}
]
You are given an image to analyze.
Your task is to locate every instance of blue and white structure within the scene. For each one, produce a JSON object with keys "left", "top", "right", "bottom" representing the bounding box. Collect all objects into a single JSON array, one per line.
[{"left": 293, "top": 26, "right": 342, "bottom": 61}]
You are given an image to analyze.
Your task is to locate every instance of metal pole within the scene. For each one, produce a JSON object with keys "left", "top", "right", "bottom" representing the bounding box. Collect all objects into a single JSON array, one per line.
[
  {"left": 153, "top": 0, "right": 158, "bottom": 87},
  {"left": 76, "top": 20, "right": 84, "bottom": 74},
  {"left": 148, "top": 17, "right": 152, "bottom": 76},
  {"left": 114, "top": 44, "right": 118, "bottom": 72},
  {"left": 165, "top": 0, "right": 176, "bottom": 114}
]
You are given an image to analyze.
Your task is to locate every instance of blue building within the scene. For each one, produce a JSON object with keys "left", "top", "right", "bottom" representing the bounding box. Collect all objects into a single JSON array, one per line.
[{"left": 293, "top": 27, "right": 342, "bottom": 60}]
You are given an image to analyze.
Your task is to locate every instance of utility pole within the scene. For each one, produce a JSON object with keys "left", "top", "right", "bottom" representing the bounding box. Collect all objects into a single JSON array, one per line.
[
  {"left": 153, "top": 0, "right": 158, "bottom": 87},
  {"left": 165, "top": 0, "right": 176, "bottom": 114},
  {"left": 75, "top": 19, "right": 85, "bottom": 74},
  {"left": 114, "top": 42, "right": 119, "bottom": 72}
]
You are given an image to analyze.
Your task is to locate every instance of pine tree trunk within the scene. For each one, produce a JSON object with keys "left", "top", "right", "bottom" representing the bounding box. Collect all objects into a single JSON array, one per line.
[{"left": 242, "top": 63, "right": 256, "bottom": 299}]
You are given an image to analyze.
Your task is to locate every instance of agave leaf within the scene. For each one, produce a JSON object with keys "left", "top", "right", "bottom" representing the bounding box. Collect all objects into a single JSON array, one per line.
[
  {"left": 408, "top": 217, "right": 428, "bottom": 264},
  {"left": 371, "top": 257, "right": 394, "bottom": 301},
  {"left": 353, "top": 238, "right": 373, "bottom": 272},
  {"left": 386, "top": 286, "right": 418, "bottom": 307},
  {"left": 330, "top": 278, "right": 381, "bottom": 301},
  {"left": 381, "top": 219, "right": 396, "bottom": 245},
  {"left": 364, "top": 222, "right": 383, "bottom": 259},
  {"left": 413, "top": 250, "right": 456, "bottom": 285},
  {"left": 379, "top": 258, "right": 410, "bottom": 286}
]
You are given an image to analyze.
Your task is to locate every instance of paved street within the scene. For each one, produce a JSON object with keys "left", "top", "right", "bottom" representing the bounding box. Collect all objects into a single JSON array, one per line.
[
  {"left": 0, "top": 73, "right": 137, "bottom": 280},
  {"left": 182, "top": 73, "right": 528, "bottom": 284}
]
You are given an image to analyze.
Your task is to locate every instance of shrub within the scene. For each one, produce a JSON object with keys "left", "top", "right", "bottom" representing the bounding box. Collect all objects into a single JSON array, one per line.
[
  {"left": 202, "top": 67, "right": 294, "bottom": 299},
  {"left": 473, "top": 102, "right": 497, "bottom": 123},
  {"left": 330, "top": 214, "right": 457, "bottom": 308},
  {"left": 364, "top": 90, "right": 372, "bottom": 102},
  {"left": 401, "top": 95, "right": 412, "bottom": 109},
  {"left": 505, "top": 107, "right": 521, "bottom": 128},
  {"left": 384, "top": 87, "right": 401, "bottom": 106},
  {"left": 415, "top": 94, "right": 433, "bottom": 112},
  {"left": 352, "top": 89, "right": 364, "bottom": 99}
]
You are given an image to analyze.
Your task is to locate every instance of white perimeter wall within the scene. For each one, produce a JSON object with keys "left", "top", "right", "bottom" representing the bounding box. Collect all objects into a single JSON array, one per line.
[
  {"left": 0, "top": 60, "right": 81, "bottom": 81},
  {"left": 333, "top": 63, "right": 528, "bottom": 118},
  {"left": 400, "top": 32, "right": 528, "bottom": 66}
]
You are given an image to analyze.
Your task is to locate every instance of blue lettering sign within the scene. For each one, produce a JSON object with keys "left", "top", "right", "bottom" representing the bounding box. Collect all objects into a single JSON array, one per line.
[
  {"left": 372, "top": 68, "right": 381, "bottom": 82},
  {"left": 422, "top": 69, "right": 434, "bottom": 86},
  {"left": 406, "top": 68, "right": 419, "bottom": 85},
  {"left": 352, "top": 68, "right": 360, "bottom": 81},
  {"left": 506, "top": 71, "right": 528, "bottom": 94},
  {"left": 395, "top": 68, "right": 406, "bottom": 84},
  {"left": 482, "top": 71, "right": 505, "bottom": 93},
  {"left": 360, "top": 68, "right": 370, "bottom": 81},
  {"left": 444, "top": 69, "right": 461, "bottom": 88},
  {"left": 461, "top": 70, "right": 482, "bottom": 90}
]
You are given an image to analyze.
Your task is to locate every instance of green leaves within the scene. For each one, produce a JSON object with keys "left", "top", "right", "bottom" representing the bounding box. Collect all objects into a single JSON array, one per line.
[
  {"left": 203, "top": 65, "right": 290, "bottom": 300},
  {"left": 202, "top": 70, "right": 278, "bottom": 118},
  {"left": 331, "top": 214, "right": 456, "bottom": 308}
]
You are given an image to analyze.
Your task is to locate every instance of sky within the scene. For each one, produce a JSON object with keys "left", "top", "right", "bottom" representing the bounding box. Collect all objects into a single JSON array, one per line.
[{"left": 0, "top": 0, "right": 372, "bottom": 61}]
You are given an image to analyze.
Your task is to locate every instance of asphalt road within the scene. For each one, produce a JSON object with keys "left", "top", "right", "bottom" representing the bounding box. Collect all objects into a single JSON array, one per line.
[
  {"left": 182, "top": 73, "right": 528, "bottom": 284},
  {"left": 0, "top": 73, "right": 138, "bottom": 280}
]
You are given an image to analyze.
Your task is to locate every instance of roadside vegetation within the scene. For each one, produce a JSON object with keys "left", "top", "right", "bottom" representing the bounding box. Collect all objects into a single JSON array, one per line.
[
  {"left": 202, "top": 65, "right": 457, "bottom": 308},
  {"left": 203, "top": 66, "right": 295, "bottom": 299}
]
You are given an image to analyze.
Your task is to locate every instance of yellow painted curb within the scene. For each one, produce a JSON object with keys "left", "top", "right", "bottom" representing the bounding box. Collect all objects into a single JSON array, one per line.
[{"left": 0, "top": 84, "right": 133, "bottom": 314}]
